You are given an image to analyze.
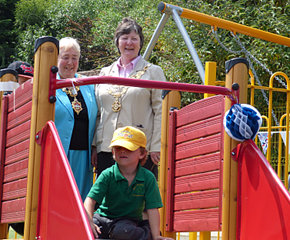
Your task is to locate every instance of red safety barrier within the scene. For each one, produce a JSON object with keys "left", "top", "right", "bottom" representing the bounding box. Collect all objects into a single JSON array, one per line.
[
  {"left": 0, "top": 80, "right": 32, "bottom": 224},
  {"left": 166, "top": 95, "right": 224, "bottom": 232},
  {"left": 235, "top": 140, "right": 290, "bottom": 240},
  {"left": 36, "top": 121, "right": 94, "bottom": 240}
]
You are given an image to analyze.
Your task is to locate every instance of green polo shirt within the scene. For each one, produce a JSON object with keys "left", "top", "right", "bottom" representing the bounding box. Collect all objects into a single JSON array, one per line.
[{"left": 87, "top": 163, "right": 163, "bottom": 220}]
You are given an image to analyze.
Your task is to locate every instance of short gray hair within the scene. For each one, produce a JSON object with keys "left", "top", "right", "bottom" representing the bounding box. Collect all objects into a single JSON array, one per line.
[{"left": 59, "top": 37, "right": 81, "bottom": 57}]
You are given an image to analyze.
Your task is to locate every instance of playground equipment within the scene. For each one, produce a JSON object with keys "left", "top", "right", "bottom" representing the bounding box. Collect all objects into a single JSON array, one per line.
[
  {"left": 0, "top": 2, "right": 289, "bottom": 240},
  {"left": 0, "top": 36, "right": 288, "bottom": 240},
  {"left": 145, "top": 3, "right": 290, "bottom": 194},
  {"left": 144, "top": 2, "right": 289, "bottom": 239}
]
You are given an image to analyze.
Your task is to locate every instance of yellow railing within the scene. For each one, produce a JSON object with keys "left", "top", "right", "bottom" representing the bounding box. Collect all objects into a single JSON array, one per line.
[
  {"left": 249, "top": 72, "right": 289, "bottom": 189},
  {"left": 159, "top": 2, "right": 290, "bottom": 47}
]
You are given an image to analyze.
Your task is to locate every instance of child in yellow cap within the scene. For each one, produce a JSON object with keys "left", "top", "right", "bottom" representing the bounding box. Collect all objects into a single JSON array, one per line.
[{"left": 84, "top": 126, "right": 173, "bottom": 240}]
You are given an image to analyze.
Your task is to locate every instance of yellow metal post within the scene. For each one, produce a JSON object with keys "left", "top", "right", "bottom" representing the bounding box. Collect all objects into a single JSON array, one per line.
[
  {"left": 222, "top": 58, "right": 248, "bottom": 240},
  {"left": 160, "top": 90, "right": 181, "bottom": 239},
  {"left": 202, "top": 61, "right": 217, "bottom": 240},
  {"left": 24, "top": 37, "right": 58, "bottom": 240},
  {"left": 204, "top": 61, "right": 217, "bottom": 99},
  {"left": 189, "top": 232, "right": 197, "bottom": 240},
  {"left": 270, "top": 72, "right": 289, "bottom": 189},
  {"left": 200, "top": 232, "right": 211, "bottom": 240}
]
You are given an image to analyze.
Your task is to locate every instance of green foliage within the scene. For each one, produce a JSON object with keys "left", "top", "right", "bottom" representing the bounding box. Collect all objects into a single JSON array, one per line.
[
  {"left": 0, "top": 0, "right": 19, "bottom": 68},
  {"left": 15, "top": 0, "right": 56, "bottom": 29},
  {"left": 5, "top": 0, "right": 290, "bottom": 107}
]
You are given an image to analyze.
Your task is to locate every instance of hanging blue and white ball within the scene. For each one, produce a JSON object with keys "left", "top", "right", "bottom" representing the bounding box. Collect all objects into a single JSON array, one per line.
[{"left": 223, "top": 104, "right": 262, "bottom": 142}]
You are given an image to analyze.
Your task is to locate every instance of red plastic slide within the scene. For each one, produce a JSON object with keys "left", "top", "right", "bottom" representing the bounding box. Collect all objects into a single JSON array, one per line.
[
  {"left": 36, "top": 121, "right": 94, "bottom": 240},
  {"left": 236, "top": 140, "right": 290, "bottom": 240}
]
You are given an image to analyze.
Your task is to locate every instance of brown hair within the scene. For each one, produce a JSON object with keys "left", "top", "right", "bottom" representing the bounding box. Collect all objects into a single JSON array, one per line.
[
  {"left": 139, "top": 147, "right": 148, "bottom": 166},
  {"left": 114, "top": 17, "right": 144, "bottom": 55}
]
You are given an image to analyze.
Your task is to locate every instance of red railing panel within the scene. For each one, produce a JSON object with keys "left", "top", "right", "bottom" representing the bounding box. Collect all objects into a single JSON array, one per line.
[{"left": 166, "top": 95, "right": 224, "bottom": 232}]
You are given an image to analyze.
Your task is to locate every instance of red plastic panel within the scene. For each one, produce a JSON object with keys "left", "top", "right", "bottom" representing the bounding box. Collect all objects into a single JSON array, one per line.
[
  {"left": 175, "top": 189, "right": 219, "bottom": 210},
  {"left": 6, "top": 120, "right": 30, "bottom": 147},
  {"left": 176, "top": 115, "right": 222, "bottom": 143},
  {"left": 175, "top": 152, "right": 221, "bottom": 177},
  {"left": 7, "top": 80, "right": 33, "bottom": 112},
  {"left": 166, "top": 95, "right": 224, "bottom": 232},
  {"left": 37, "top": 121, "right": 94, "bottom": 240},
  {"left": 3, "top": 159, "right": 28, "bottom": 183},
  {"left": 176, "top": 133, "right": 223, "bottom": 160},
  {"left": 236, "top": 140, "right": 290, "bottom": 240},
  {"left": 0, "top": 96, "right": 9, "bottom": 222},
  {"left": 2, "top": 178, "right": 27, "bottom": 201},
  {"left": 174, "top": 208, "right": 220, "bottom": 232},
  {"left": 0, "top": 83, "right": 32, "bottom": 224},
  {"left": 1, "top": 198, "right": 26, "bottom": 223},
  {"left": 7, "top": 101, "right": 32, "bottom": 130},
  {"left": 5, "top": 139, "right": 29, "bottom": 164},
  {"left": 176, "top": 95, "right": 225, "bottom": 127},
  {"left": 175, "top": 171, "right": 220, "bottom": 194}
]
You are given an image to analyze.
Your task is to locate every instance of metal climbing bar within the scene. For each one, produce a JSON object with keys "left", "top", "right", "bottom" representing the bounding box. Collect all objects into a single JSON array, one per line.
[
  {"left": 143, "top": 2, "right": 205, "bottom": 83},
  {"left": 50, "top": 74, "right": 238, "bottom": 104},
  {"left": 158, "top": 2, "right": 290, "bottom": 47},
  {"left": 143, "top": 13, "right": 170, "bottom": 61}
]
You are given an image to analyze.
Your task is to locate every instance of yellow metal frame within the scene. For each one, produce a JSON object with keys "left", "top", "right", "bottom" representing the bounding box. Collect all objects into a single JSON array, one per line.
[
  {"left": 247, "top": 69, "right": 289, "bottom": 189},
  {"left": 279, "top": 114, "right": 290, "bottom": 186},
  {"left": 160, "top": 2, "right": 290, "bottom": 47},
  {"left": 242, "top": 68, "right": 289, "bottom": 189}
]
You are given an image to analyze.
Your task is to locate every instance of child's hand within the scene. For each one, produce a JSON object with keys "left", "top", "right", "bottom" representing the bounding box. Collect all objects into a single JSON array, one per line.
[
  {"left": 88, "top": 217, "right": 101, "bottom": 238},
  {"left": 92, "top": 223, "right": 102, "bottom": 238}
]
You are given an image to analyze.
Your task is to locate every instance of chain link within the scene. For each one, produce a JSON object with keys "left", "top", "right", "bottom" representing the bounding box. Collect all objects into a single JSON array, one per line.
[
  {"left": 230, "top": 32, "right": 287, "bottom": 89},
  {"left": 212, "top": 28, "right": 281, "bottom": 126}
]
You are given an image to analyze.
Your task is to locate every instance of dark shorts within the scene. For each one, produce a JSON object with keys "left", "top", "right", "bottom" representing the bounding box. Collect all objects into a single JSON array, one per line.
[
  {"left": 93, "top": 213, "right": 152, "bottom": 240},
  {"left": 97, "top": 152, "right": 158, "bottom": 180}
]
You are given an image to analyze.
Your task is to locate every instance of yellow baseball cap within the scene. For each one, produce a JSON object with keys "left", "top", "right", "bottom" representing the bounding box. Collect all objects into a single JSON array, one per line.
[{"left": 109, "top": 126, "right": 147, "bottom": 151}]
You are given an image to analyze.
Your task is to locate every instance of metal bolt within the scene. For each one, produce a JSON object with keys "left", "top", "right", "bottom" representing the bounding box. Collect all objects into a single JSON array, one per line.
[
  {"left": 49, "top": 95, "right": 56, "bottom": 103},
  {"left": 51, "top": 66, "right": 58, "bottom": 73}
]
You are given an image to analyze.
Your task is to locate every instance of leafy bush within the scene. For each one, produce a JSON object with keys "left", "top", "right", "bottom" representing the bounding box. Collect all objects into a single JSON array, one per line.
[{"left": 7, "top": 0, "right": 289, "bottom": 107}]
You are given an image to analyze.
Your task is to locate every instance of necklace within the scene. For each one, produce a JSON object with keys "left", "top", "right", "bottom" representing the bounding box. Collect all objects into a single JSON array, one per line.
[
  {"left": 107, "top": 64, "right": 152, "bottom": 112},
  {"left": 62, "top": 86, "right": 83, "bottom": 115},
  {"left": 108, "top": 86, "right": 129, "bottom": 112}
]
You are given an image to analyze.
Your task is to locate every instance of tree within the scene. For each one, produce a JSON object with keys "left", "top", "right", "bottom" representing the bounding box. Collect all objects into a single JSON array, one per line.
[
  {"left": 0, "top": 0, "right": 19, "bottom": 68},
  {"left": 7, "top": 0, "right": 290, "bottom": 107}
]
